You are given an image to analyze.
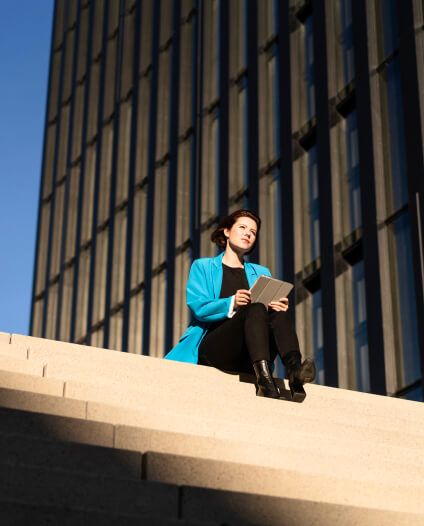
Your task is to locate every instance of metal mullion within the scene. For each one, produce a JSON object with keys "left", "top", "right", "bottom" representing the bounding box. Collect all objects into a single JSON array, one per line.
[
  {"left": 352, "top": 0, "right": 387, "bottom": 394},
  {"left": 191, "top": 0, "right": 203, "bottom": 260},
  {"left": 141, "top": 0, "right": 161, "bottom": 356},
  {"left": 312, "top": 0, "right": 338, "bottom": 387},
  {"left": 103, "top": 0, "right": 126, "bottom": 349},
  {"left": 122, "top": 0, "right": 143, "bottom": 353},
  {"left": 217, "top": 0, "right": 229, "bottom": 218},
  {"left": 85, "top": 0, "right": 111, "bottom": 343},
  {"left": 164, "top": 0, "right": 181, "bottom": 353},
  {"left": 397, "top": 0, "right": 424, "bottom": 395},
  {"left": 30, "top": 0, "right": 59, "bottom": 335},
  {"left": 55, "top": 0, "right": 82, "bottom": 341},
  {"left": 277, "top": 0, "right": 295, "bottom": 286},
  {"left": 246, "top": 0, "right": 259, "bottom": 262},
  {"left": 41, "top": 1, "right": 70, "bottom": 338},
  {"left": 69, "top": 0, "right": 99, "bottom": 342}
]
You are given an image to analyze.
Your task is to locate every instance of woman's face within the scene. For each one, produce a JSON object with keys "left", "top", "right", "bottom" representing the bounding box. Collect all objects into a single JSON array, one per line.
[{"left": 224, "top": 216, "right": 258, "bottom": 253}]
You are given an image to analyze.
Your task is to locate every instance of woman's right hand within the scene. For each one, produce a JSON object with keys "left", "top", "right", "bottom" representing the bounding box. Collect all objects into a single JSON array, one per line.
[{"left": 234, "top": 289, "right": 251, "bottom": 308}]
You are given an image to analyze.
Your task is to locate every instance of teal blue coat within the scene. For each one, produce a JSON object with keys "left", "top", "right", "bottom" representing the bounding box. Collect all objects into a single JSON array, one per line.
[{"left": 164, "top": 251, "right": 272, "bottom": 364}]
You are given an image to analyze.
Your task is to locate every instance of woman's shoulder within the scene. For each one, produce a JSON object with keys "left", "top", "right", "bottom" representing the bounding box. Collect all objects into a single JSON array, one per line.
[{"left": 247, "top": 261, "right": 272, "bottom": 276}]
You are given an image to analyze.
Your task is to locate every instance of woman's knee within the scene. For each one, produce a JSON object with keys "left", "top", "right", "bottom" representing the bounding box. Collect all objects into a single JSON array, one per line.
[{"left": 246, "top": 302, "right": 268, "bottom": 317}]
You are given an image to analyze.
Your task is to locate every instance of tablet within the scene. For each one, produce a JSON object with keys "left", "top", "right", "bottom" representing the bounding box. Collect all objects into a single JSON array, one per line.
[{"left": 249, "top": 275, "right": 294, "bottom": 306}]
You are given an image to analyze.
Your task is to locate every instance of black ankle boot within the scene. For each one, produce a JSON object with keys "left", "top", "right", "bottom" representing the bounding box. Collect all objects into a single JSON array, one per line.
[
  {"left": 252, "top": 360, "right": 281, "bottom": 399},
  {"left": 284, "top": 351, "right": 316, "bottom": 403}
]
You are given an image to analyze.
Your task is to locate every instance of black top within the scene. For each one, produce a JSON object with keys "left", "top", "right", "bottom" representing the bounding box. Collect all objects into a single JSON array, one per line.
[
  {"left": 219, "top": 263, "right": 249, "bottom": 298},
  {"left": 205, "top": 264, "right": 249, "bottom": 335}
]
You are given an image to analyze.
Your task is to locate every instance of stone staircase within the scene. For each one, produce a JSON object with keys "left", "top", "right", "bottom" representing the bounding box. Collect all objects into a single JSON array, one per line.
[{"left": 0, "top": 330, "right": 423, "bottom": 525}]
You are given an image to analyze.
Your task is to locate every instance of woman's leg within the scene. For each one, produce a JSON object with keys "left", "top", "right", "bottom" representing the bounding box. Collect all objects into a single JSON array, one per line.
[
  {"left": 199, "top": 303, "right": 281, "bottom": 398},
  {"left": 198, "top": 303, "right": 271, "bottom": 372}
]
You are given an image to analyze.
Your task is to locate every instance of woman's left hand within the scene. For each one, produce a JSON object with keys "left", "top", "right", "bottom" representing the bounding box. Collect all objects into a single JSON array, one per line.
[{"left": 268, "top": 297, "right": 289, "bottom": 312}]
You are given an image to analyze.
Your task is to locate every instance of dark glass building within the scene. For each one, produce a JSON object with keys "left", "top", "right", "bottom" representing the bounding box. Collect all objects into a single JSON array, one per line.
[{"left": 31, "top": 0, "right": 424, "bottom": 400}]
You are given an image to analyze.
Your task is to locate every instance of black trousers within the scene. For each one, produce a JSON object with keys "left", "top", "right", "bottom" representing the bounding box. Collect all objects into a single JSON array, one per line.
[{"left": 198, "top": 303, "right": 300, "bottom": 374}]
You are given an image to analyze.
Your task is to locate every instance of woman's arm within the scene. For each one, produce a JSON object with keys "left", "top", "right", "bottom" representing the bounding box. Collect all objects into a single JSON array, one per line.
[{"left": 186, "top": 260, "right": 233, "bottom": 322}]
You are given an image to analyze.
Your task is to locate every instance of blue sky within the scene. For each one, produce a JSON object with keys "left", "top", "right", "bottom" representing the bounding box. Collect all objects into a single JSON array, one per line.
[{"left": 0, "top": 0, "right": 54, "bottom": 335}]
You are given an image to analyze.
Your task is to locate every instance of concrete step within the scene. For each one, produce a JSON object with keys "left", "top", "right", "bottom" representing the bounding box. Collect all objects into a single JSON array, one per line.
[
  {"left": 1, "top": 340, "right": 423, "bottom": 441},
  {"left": 0, "top": 462, "right": 179, "bottom": 519},
  {"left": 1, "top": 384, "right": 424, "bottom": 502},
  {"left": 7, "top": 333, "right": 424, "bottom": 423},
  {"left": 181, "top": 485, "right": 424, "bottom": 526},
  {"left": 0, "top": 501, "right": 218, "bottom": 526}
]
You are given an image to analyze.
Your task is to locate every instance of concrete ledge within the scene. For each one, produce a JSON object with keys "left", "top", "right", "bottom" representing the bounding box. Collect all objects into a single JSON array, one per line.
[
  {"left": 182, "top": 486, "right": 424, "bottom": 526},
  {"left": 0, "top": 406, "right": 114, "bottom": 447},
  {"left": 0, "top": 388, "right": 86, "bottom": 419},
  {"left": 0, "top": 332, "right": 10, "bottom": 345},
  {"left": 0, "top": 370, "right": 63, "bottom": 396},
  {"left": 0, "top": 341, "right": 27, "bottom": 359},
  {"left": 0, "top": 355, "right": 43, "bottom": 377},
  {"left": 0, "top": 501, "right": 217, "bottom": 526},
  {"left": 0, "top": 433, "right": 142, "bottom": 479},
  {"left": 0, "top": 463, "right": 179, "bottom": 519}
]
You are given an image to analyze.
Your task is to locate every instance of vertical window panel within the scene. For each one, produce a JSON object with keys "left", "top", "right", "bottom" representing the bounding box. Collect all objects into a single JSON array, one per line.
[
  {"left": 75, "top": 250, "right": 91, "bottom": 341},
  {"left": 259, "top": 172, "right": 281, "bottom": 277},
  {"left": 91, "top": 328, "right": 104, "bottom": 349},
  {"left": 388, "top": 213, "right": 420, "bottom": 389},
  {"left": 203, "top": 0, "right": 219, "bottom": 106},
  {"left": 32, "top": 300, "right": 44, "bottom": 338},
  {"left": 135, "top": 76, "right": 151, "bottom": 184},
  {"left": 229, "top": 0, "right": 246, "bottom": 75},
  {"left": 87, "top": 61, "right": 100, "bottom": 141},
  {"left": 173, "top": 250, "right": 191, "bottom": 346},
  {"left": 129, "top": 291, "right": 144, "bottom": 354},
  {"left": 62, "top": 28, "right": 76, "bottom": 103},
  {"left": 76, "top": 5, "right": 89, "bottom": 82},
  {"left": 131, "top": 186, "right": 147, "bottom": 288},
  {"left": 45, "top": 284, "right": 59, "bottom": 340},
  {"left": 352, "top": 261, "right": 370, "bottom": 391},
  {"left": 380, "top": 57, "right": 408, "bottom": 213},
  {"left": 92, "top": 230, "right": 108, "bottom": 326},
  {"left": 258, "top": 50, "right": 279, "bottom": 169},
  {"left": 35, "top": 202, "right": 51, "bottom": 295},
  {"left": 149, "top": 271, "right": 166, "bottom": 357},
  {"left": 103, "top": 37, "right": 117, "bottom": 120},
  {"left": 156, "top": 48, "right": 171, "bottom": 161},
  {"left": 91, "top": 0, "right": 105, "bottom": 60},
  {"left": 376, "top": 0, "right": 399, "bottom": 60},
  {"left": 120, "top": 10, "right": 135, "bottom": 97},
  {"left": 201, "top": 115, "right": 219, "bottom": 221},
  {"left": 139, "top": 0, "right": 153, "bottom": 73},
  {"left": 50, "top": 182, "right": 65, "bottom": 279},
  {"left": 111, "top": 210, "right": 127, "bottom": 306},
  {"left": 116, "top": 102, "right": 132, "bottom": 204},
  {"left": 98, "top": 124, "right": 113, "bottom": 225},
  {"left": 48, "top": 51, "right": 62, "bottom": 121},
  {"left": 59, "top": 266, "right": 74, "bottom": 342},
  {"left": 65, "top": 166, "right": 80, "bottom": 261},
  {"left": 57, "top": 105, "right": 70, "bottom": 180},
  {"left": 43, "top": 124, "right": 57, "bottom": 199},
  {"left": 178, "top": 19, "right": 194, "bottom": 135},
  {"left": 175, "top": 139, "right": 191, "bottom": 246},
  {"left": 80, "top": 145, "right": 96, "bottom": 245},
  {"left": 71, "top": 83, "right": 85, "bottom": 162},
  {"left": 152, "top": 165, "right": 169, "bottom": 267},
  {"left": 109, "top": 311, "right": 123, "bottom": 351},
  {"left": 229, "top": 86, "right": 247, "bottom": 197}
]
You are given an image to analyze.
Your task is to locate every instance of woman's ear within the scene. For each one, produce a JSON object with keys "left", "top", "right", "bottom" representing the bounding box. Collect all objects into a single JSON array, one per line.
[{"left": 223, "top": 228, "right": 230, "bottom": 239}]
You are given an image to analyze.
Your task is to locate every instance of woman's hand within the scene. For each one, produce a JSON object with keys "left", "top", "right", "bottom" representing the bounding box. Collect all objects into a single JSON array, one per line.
[
  {"left": 268, "top": 297, "right": 289, "bottom": 312},
  {"left": 234, "top": 289, "right": 251, "bottom": 308}
]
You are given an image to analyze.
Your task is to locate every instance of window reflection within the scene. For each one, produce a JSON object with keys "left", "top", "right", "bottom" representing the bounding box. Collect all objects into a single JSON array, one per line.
[
  {"left": 346, "top": 111, "right": 361, "bottom": 231},
  {"left": 389, "top": 212, "right": 420, "bottom": 388},
  {"left": 381, "top": 57, "right": 408, "bottom": 212},
  {"left": 339, "top": 0, "right": 354, "bottom": 84},
  {"left": 308, "top": 146, "right": 320, "bottom": 261},
  {"left": 377, "top": 0, "right": 399, "bottom": 59},
  {"left": 352, "top": 260, "right": 369, "bottom": 391},
  {"left": 312, "top": 289, "right": 325, "bottom": 384},
  {"left": 304, "top": 15, "right": 315, "bottom": 120}
]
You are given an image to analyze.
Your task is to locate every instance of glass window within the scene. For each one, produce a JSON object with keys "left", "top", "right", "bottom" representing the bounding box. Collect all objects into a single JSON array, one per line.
[
  {"left": 389, "top": 212, "right": 421, "bottom": 389},
  {"left": 173, "top": 249, "right": 191, "bottom": 347},
  {"left": 111, "top": 209, "right": 127, "bottom": 307},
  {"left": 376, "top": 0, "right": 399, "bottom": 60},
  {"left": 312, "top": 289, "right": 325, "bottom": 385},
  {"left": 129, "top": 290, "right": 144, "bottom": 354},
  {"left": 339, "top": 0, "right": 354, "bottom": 84},
  {"left": 380, "top": 57, "right": 408, "bottom": 213},
  {"left": 149, "top": 271, "right": 167, "bottom": 357},
  {"left": 152, "top": 164, "right": 169, "bottom": 268},
  {"left": 351, "top": 260, "right": 370, "bottom": 391},
  {"left": 308, "top": 146, "right": 320, "bottom": 262},
  {"left": 304, "top": 15, "right": 315, "bottom": 121},
  {"left": 75, "top": 249, "right": 91, "bottom": 341},
  {"left": 92, "top": 230, "right": 108, "bottom": 327},
  {"left": 131, "top": 186, "right": 147, "bottom": 289},
  {"left": 259, "top": 171, "right": 282, "bottom": 277},
  {"left": 35, "top": 202, "right": 51, "bottom": 295},
  {"left": 229, "top": 84, "right": 248, "bottom": 197}
]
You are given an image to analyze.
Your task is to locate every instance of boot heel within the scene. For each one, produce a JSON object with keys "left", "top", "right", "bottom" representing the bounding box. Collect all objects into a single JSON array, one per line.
[{"left": 289, "top": 379, "right": 306, "bottom": 403}]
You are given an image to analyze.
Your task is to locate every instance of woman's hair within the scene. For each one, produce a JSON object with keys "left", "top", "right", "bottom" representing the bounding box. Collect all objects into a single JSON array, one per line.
[{"left": 211, "top": 209, "right": 261, "bottom": 252}]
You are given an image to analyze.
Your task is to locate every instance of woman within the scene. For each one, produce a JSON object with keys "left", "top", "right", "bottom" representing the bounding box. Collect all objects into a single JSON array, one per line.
[{"left": 165, "top": 209, "right": 315, "bottom": 400}]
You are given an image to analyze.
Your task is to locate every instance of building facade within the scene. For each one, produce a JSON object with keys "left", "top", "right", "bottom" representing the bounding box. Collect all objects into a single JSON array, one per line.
[{"left": 31, "top": 0, "right": 424, "bottom": 400}]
